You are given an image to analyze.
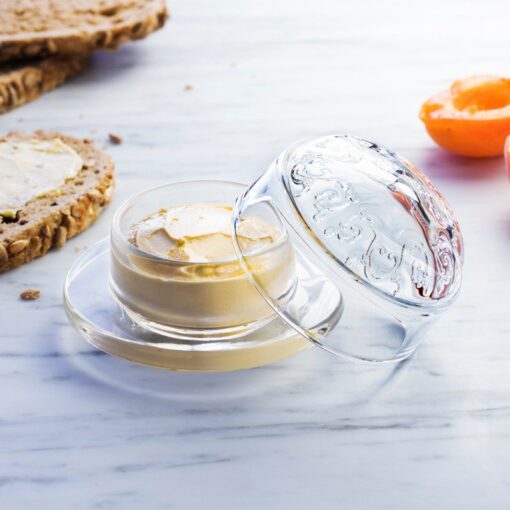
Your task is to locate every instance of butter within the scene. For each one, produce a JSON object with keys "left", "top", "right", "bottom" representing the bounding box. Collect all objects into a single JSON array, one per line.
[
  {"left": 111, "top": 203, "right": 296, "bottom": 329},
  {"left": 133, "top": 204, "right": 279, "bottom": 263},
  {"left": 0, "top": 139, "right": 83, "bottom": 217}
]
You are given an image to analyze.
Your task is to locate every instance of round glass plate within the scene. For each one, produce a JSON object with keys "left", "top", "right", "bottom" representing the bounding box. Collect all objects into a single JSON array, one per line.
[{"left": 63, "top": 238, "right": 309, "bottom": 372}]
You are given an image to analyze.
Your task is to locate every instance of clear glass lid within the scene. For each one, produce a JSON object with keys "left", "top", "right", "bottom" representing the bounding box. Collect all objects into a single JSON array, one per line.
[{"left": 232, "top": 135, "right": 464, "bottom": 362}]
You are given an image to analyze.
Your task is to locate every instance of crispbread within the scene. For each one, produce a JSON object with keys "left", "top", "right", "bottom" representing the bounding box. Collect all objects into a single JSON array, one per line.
[
  {"left": 0, "top": 55, "right": 88, "bottom": 114},
  {"left": 0, "top": 131, "right": 115, "bottom": 273},
  {"left": 0, "top": 0, "right": 168, "bottom": 63}
]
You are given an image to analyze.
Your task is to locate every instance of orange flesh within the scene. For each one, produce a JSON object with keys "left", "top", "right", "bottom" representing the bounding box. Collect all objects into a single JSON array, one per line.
[{"left": 420, "top": 76, "right": 510, "bottom": 157}]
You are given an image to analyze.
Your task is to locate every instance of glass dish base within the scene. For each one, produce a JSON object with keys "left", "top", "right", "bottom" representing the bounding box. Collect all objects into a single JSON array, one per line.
[
  {"left": 63, "top": 238, "right": 309, "bottom": 372},
  {"left": 110, "top": 286, "right": 276, "bottom": 342}
]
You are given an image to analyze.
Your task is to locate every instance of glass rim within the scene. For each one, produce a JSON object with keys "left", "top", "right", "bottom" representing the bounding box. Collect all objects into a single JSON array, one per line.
[{"left": 111, "top": 179, "right": 289, "bottom": 266}]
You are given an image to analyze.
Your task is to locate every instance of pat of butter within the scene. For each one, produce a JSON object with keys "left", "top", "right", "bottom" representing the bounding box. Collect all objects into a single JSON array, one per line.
[
  {"left": 135, "top": 204, "right": 278, "bottom": 263},
  {"left": 0, "top": 139, "right": 83, "bottom": 217}
]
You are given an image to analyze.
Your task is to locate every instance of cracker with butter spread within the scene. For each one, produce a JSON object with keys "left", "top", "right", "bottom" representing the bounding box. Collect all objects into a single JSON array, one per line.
[{"left": 0, "top": 131, "right": 115, "bottom": 273}]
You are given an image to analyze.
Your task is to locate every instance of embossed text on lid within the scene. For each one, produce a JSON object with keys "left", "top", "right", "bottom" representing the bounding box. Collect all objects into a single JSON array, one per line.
[{"left": 282, "top": 135, "right": 463, "bottom": 307}]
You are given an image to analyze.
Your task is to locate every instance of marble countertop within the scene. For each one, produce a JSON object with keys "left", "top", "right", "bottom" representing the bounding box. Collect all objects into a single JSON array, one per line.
[{"left": 2, "top": 1, "right": 510, "bottom": 508}]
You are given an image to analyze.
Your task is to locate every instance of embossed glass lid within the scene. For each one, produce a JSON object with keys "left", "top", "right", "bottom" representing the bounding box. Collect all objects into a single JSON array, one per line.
[{"left": 232, "top": 135, "right": 463, "bottom": 362}]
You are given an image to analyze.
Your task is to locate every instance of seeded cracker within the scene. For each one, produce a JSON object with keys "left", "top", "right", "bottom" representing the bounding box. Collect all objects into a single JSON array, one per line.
[
  {"left": 0, "top": 55, "right": 88, "bottom": 114},
  {"left": 0, "top": 131, "right": 115, "bottom": 273},
  {"left": 0, "top": 1, "right": 169, "bottom": 62}
]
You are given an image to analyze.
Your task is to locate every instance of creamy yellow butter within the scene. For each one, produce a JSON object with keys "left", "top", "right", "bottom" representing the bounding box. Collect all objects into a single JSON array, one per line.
[
  {"left": 111, "top": 203, "right": 296, "bottom": 329},
  {"left": 134, "top": 204, "right": 278, "bottom": 262},
  {"left": 0, "top": 139, "right": 83, "bottom": 217}
]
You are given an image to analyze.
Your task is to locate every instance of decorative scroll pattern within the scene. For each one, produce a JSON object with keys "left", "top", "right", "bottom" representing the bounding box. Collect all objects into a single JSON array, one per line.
[{"left": 287, "top": 135, "right": 461, "bottom": 302}]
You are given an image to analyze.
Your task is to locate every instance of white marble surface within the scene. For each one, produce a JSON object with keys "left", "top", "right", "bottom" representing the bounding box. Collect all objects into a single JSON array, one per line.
[{"left": 2, "top": 0, "right": 510, "bottom": 508}]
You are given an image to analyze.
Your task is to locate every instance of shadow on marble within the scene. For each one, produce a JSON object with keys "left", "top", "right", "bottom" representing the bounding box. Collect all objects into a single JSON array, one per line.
[
  {"left": 55, "top": 323, "right": 410, "bottom": 407},
  {"left": 502, "top": 214, "right": 510, "bottom": 249},
  {"left": 70, "top": 44, "right": 146, "bottom": 86},
  {"left": 420, "top": 148, "right": 505, "bottom": 182}
]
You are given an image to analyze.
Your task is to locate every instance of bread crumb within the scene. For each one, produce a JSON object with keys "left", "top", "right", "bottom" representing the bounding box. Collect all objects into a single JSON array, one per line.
[
  {"left": 184, "top": 84, "right": 193, "bottom": 91},
  {"left": 20, "top": 289, "right": 40, "bottom": 301},
  {"left": 108, "top": 133, "right": 123, "bottom": 145}
]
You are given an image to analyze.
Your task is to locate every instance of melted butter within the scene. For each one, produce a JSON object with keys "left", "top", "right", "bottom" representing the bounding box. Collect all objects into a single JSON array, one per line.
[
  {"left": 0, "top": 139, "right": 83, "bottom": 217},
  {"left": 134, "top": 204, "right": 279, "bottom": 264}
]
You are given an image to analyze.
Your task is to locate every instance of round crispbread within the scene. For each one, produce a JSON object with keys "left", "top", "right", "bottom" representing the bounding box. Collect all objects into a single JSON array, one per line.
[
  {"left": 0, "top": 0, "right": 168, "bottom": 62},
  {"left": 0, "top": 54, "right": 88, "bottom": 114},
  {"left": 0, "top": 131, "right": 115, "bottom": 273}
]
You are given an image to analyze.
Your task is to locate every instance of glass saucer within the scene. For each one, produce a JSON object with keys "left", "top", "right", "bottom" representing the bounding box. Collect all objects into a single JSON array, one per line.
[{"left": 63, "top": 238, "right": 309, "bottom": 372}]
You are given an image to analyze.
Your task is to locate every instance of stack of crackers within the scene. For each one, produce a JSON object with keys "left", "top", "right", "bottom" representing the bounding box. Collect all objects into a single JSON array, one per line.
[{"left": 0, "top": 0, "right": 168, "bottom": 114}]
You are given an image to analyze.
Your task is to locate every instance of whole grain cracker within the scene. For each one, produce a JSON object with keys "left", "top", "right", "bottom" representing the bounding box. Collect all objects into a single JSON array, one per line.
[
  {"left": 0, "top": 131, "right": 115, "bottom": 273},
  {"left": 0, "top": 55, "right": 88, "bottom": 114},
  {"left": 0, "top": 0, "right": 169, "bottom": 63}
]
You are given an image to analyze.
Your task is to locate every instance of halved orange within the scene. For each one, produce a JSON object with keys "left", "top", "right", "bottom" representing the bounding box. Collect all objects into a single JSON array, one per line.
[{"left": 420, "top": 76, "right": 510, "bottom": 157}]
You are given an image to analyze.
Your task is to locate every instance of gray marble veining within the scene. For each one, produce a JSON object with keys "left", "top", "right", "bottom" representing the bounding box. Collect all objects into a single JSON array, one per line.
[{"left": 2, "top": 0, "right": 510, "bottom": 508}]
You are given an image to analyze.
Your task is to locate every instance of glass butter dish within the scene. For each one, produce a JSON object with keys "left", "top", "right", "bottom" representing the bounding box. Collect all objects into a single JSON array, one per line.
[{"left": 64, "top": 135, "right": 463, "bottom": 371}]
